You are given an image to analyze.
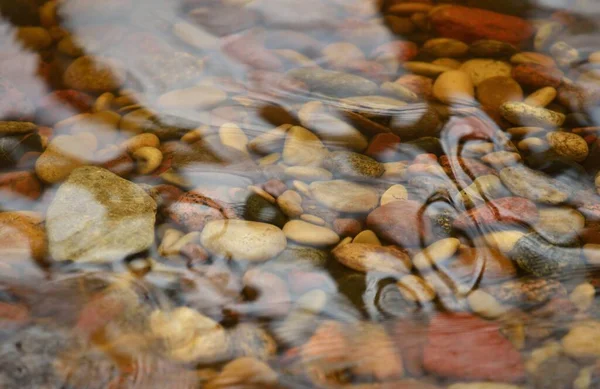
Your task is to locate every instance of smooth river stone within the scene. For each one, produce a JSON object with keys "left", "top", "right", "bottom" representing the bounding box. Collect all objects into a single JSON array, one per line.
[
  {"left": 46, "top": 166, "right": 156, "bottom": 263},
  {"left": 367, "top": 200, "right": 431, "bottom": 247},
  {"left": 332, "top": 242, "right": 411, "bottom": 274},
  {"left": 283, "top": 220, "right": 339, "bottom": 247},
  {"left": 309, "top": 180, "right": 379, "bottom": 213},
  {"left": 499, "top": 165, "right": 570, "bottom": 204},
  {"left": 200, "top": 220, "right": 287, "bottom": 262},
  {"left": 286, "top": 68, "right": 378, "bottom": 97}
]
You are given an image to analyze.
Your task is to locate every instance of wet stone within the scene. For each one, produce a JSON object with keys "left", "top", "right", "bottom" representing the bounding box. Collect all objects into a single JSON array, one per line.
[
  {"left": 286, "top": 68, "right": 378, "bottom": 97},
  {"left": 483, "top": 278, "right": 563, "bottom": 308},
  {"left": 500, "top": 165, "right": 570, "bottom": 204},
  {"left": 511, "top": 233, "right": 583, "bottom": 278},
  {"left": 325, "top": 151, "right": 384, "bottom": 179}
]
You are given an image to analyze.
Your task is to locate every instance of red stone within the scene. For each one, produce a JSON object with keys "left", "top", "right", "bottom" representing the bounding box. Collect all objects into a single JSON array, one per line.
[
  {"left": 0, "top": 171, "right": 41, "bottom": 200},
  {"left": 333, "top": 218, "right": 362, "bottom": 237},
  {"left": 423, "top": 313, "right": 525, "bottom": 382},
  {"left": 167, "top": 192, "right": 230, "bottom": 231},
  {"left": 367, "top": 200, "right": 431, "bottom": 247},
  {"left": 0, "top": 302, "right": 29, "bottom": 323},
  {"left": 99, "top": 153, "right": 134, "bottom": 177},
  {"left": 372, "top": 41, "right": 419, "bottom": 62},
  {"left": 511, "top": 63, "right": 563, "bottom": 89},
  {"left": 453, "top": 197, "right": 539, "bottom": 230},
  {"left": 429, "top": 5, "right": 533, "bottom": 45},
  {"left": 153, "top": 184, "right": 184, "bottom": 210},
  {"left": 443, "top": 116, "right": 497, "bottom": 142},
  {"left": 365, "top": 133, "right": 401, "bottom": 161},
  {"left": 391, "top": 320, "right": 429, "bottom": 377}
]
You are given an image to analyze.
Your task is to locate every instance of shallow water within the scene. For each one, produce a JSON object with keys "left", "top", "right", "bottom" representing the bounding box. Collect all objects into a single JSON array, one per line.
[{"left": 2, "top": 0, "right": 600, "bottom": 388}]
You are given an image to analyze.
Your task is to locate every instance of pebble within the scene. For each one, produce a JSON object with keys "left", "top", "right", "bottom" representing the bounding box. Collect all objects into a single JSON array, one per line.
[
  {"left": 381, "top": 184, "right": 408, "bottom": 205},
  {"left": 524, "top": 86, "right": 557, "bottom": 108},
  {"left": 282, "top": 126, "right": 328, "bottom": 167},
  {"left": 310, "top": 180, "right": 379, "bottom": 213},
  {"left": 325, "top": 151, "right": 384, "bottom": 179},
  {"left": 63, "top": 56, "right": 125, "bottom": 92},
  {"left": 500, "top": 102, "right": 566, "bottom": 128},
  {"left": 286, "top": 68, "right": 378, "bottom": 97},
  {"left": 0, "top": 211, "right": 47, "bottom": 262},
  {"left": 511, "top": 63, "right": 563, "bottom": 89},
  {"left": 476, "top": 76, "right": 523, "bottom": 109},
  {"left": 562, "top": 322, "right": 600, "bottom": 358},
  {"left": 219, "top": 123, "right": 249, "bottom": 155},
  {"left": 433, "top": 70, "right": 475, "bottom": 104},
  {"left": 248, "top": 125, "right": 290, "bottom": 155},
  {"left": 397, "top": 275, "right": 436, "bottom": 303},
  {"left": 367, "top": 200, "right": 432, "bottom": 247},
  {"left": 546, "top": 131, "right": 589, "bottom": 162},
  {"left": 469, "top": 40, "right": 518, "bottom": 58},
  {"left": 511, "top": 233, "right": 583, "bottom": 277},
  {"left": 284, "top": 166, "right": 332, "bottom": 181},
  {"left": 403, "top": 61, "right": 454, "bottom": 77},
  {"left": 423, "top": 313, "right": 525, "bottom": 382},
  {"left": 353, "top": 230, "right": 381, "bottom": 245},
  {"left": 500, "top": 165, "right": 569, "bottom": 204},
  {"left": 467, "top": 290, "right": 510, "bottom": 319},
  {"left": 277, "top": 190, "right": 304, "bottom": 218},
  {"left": 455, "top": 175, "right": 509, "bottom": 208},
  {"left": 484, "top": 278, "right": 562, "bottom": 308},
  {"left": 453, "top": 197, "right": 538, "bottom": 231},
  {"left": 570, "top": 283, "right": 595, "bottom": 312},
  {"left": 283, "top": 220, "right": 340, "bottom": 247},
  {"left": 200, "top": 220, "right": 287, "bottom": 262},
  {"left": 459, "top": 59, "right": 513, "bottom": 87},
  {"left": 0, "top": 170, "right": 42, "bottom": 201},
  {"left": 0, "top": 121, "right": 36, "bottom": 136},
  {"left": 300, "top": 214, "right": 325, "bottom": 226},
  {"left": 299, "top": 107, "right": 368, "bottom": 152},
  {"left": 423, "top": 38, "right": 469, "bottom": 58},
  {"left": 533, "top": 206, "right": 585, "bottom": 246},
  {"left": 46, "top": 166, "right": 156, "bottom": 262},
  {"left": 167, "top": 192, "right": 228, "bottom": 231},
  {"left": 448, "top": 384, "right": 520, "bottom": 389},
  {"left": 158, "top": 86, "right": 227, "bottom": 110},
  {"left": 382, "top": 161, "right": 408, "bottom": 179},
  {"left": 206, "top": 357, "right": 278, "bottom": 388},
  {"left": 244, "top": 193, "right": 287, "bottom": 228},
  {"left": 429, "top": 5, "right": 533, "bottom": 45},
  {"left": 332, "top": 243, "right": 411, "bottom": 274},
  {"left": 412, "top": 237, "right": 461, "bottom": 271},
  {"left": 333, "top": 218, "right": 362, "bottom": 238}
]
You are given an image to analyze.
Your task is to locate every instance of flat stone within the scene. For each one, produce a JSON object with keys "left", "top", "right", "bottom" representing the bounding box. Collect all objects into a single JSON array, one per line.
[
  {"left": 367, "top": 200, "right": 431, "bottom": 247},
  {"left": 283, "top": 220, "right": 339, "bottom": 247},
  {"left": 511, "top": 233, "right": 583, "bottom": 278},
  {"left": 310, "top": 180, "right": 379, "bottom": 213},
  {"left": 63, "top": 56, "right": 125, "bottom": 92},
  {"left": 453, "top": 197, "right": 538, "bottom": 230},
  {"left": 46, "top": 166, "right": 156, "bottom": 262},
  {"left": 332, "top": 242, "right": 411, "bottom": 274},
  {"left": 200, "top": 220, "right": 286, "bottom": 262},
  {"left": 0, "top": 121, "right": 36, "bottom": 135},
  {"left": 546, "top": 131, "right": 589, "bottom": 162},
  {"left": 325, "top": 151, "right": 384, "bottom": 179},
  {"left": 282, "top": 126, "right": 328, "bottom": 167},
  {"left": 500, "top": 165, "right": 569, "bottom": 204},
  {"left": 500, "top": 102, "right": 565, "bottom": 128},
  {"left": 157, "top": 86, "right": 227, "bottom": 110},
  {"left": 287, "top": 68, "right": 378, "bottom": 97}
]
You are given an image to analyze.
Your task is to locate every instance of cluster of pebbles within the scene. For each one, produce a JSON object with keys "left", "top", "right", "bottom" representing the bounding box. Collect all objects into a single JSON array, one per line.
[{"left": 5, "top": 0, "right": 600, "bottom": 388}]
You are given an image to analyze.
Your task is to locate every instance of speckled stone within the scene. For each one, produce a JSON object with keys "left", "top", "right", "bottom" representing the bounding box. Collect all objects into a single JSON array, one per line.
[
  {"left": 46, "top": 166, "right": 157, "bottom": 263},
  {"left": 483, "top": 278, "right": 563, "bottom": 308},
  {"left": 325, "top": 151, "right": 384, "bottom": 179},
  {"left": 500, "top": 102, "right": 565, "bottom": 128},
  {"left": 500, "top": 165, "right": 569, "bottom": 204},
  {"left": 511, "top": 233, "right": 583, "bottom": 278}
]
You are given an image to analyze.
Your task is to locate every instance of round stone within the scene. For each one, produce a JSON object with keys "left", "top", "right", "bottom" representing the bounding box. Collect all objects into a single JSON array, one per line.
[
  {"left": 63, "top": 56, "right": 125, "bottom": 92},
  {"left": 283, "top": 220, "right": 340, "bottom": 247},
  {"left": 332, "top": 242, "right": 411, "bottom": 274},
  {"left": 460, "top": 59, "right": 512, "bottom": 86},
  {"left": 476, "top": 76, "right": 523, "bottom": 109},
  {"left": 381, "top": 184, "right": 408, "bottom": 205},
  {"left": 546, "top": 131, "right": 589, "bottom": 162},
  {"left": 500, "top": 102, "right": 565, "bottom": 128},
  {"left": 325, "top": 151, "right": 384, "bottom": 179},
  {"left": 200, "top": 220, "right": 287, "bottom": 262},
  {"left": 310, "top": 180, "right": 379, "bottom": 213}
]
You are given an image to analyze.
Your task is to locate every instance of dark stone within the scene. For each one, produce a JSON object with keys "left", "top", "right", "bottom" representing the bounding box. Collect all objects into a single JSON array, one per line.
[
  {"left": 511, "top": 233, "right": 583, "bottom": 278},
  {"left": 389, "top": 104, "right": 441, "bottom": 140},
  {"left": 243, "top": 193, "right": 287, "bottom": 228},
  {"left": 0, "top": 133, "right": 42, "bottom": 168}
]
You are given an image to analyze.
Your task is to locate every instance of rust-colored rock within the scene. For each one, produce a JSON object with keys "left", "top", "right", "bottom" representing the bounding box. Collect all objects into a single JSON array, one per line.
[
  {"left": 372, "top": 41, "right": 419, "bottom": 62},
  {"left": 429, "top": 5, "right": 533, "bottom": 45},
  {"left": 365, "top": 133, "right": 401, "bottom": 161},
  {"left": 423, "top": 313, "right": 525, "bottom": 382},
  {"left": 367, "top": 200, "right": 431, "bottom": 247},
  {"left": 0, "top": 170, "right": 41, "bottom": 200},
  {"left": 333, "top": 218, "right": 362, "bottom": 238},
  {"left": 511, "top": 63, "right": 563, "bottom": 89},
  {"left": 439, "top": 155, "right": 497, "bottom": 186},
  {"left": 453, "top": 197, "right": 538, "bottom": 230},
  {"left": 167, "top": 192, "right": 234, "bottom": 231},
  {"left": 395, "top": 74, "right": 433, "bottom": 99}
]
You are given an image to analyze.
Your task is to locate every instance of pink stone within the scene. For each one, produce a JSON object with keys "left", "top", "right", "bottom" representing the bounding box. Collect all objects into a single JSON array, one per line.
[
  {"left": 453, "top": 197, "right": 539, "bottom": 230},
  {"left": 367, "top": 200, "right": 431, "bottom": 247}
]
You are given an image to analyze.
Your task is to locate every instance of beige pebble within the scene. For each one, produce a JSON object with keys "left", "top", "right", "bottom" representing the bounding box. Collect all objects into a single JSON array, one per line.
[
  {"left": 123, "top": 133, "right": 160, "bottom": 153},
  {"left": 518, "top": 137, "right": 549, "bottom": 152},
  {"left": 283, "top": 126, "right": 328, "bottom": 167},
  {"left": 460, "top": 59, "right": 512, "bottom": 86},
  {"left": 397, "top": 275, "right": 436, "bottom": 303},
  {"left": 380, "top": 82, "right": 419, "bottom": 102},
  {"left": 284, "top": 166, "right": 332, "bottom": 181},
  {"left": 524, "top": 87, "right": 557, "bottom": 107},
  {"left": 563, "top": 322, "right": 600, "bottom": 358},
  {"left": 159, "top": 230, "right": 201, "bottom": 257},
  {"left": 201, "top": 220, "right": 287, "bottom": 262},
  {"left": 310, "top": 180, "right": 379, "bottom": 213},
  {"left": 480, "top": 230, "right": 525, "bottom": 253},
  {"left": 570, "top": 283, "right": 595, "bottom": 312},
  {"left": 353, "top": 230, "right": 381, "bottom": 245},
  {"left": 511, "top": 51, "right": 556, "bottom": 67},
  {"left": 274, "top": 49, "right": 318, "bottom": 68},
  {"left": 172, "top": 22, "right": 220, "bottom": 51},
  {"left": 334, "top": 236, "right": 353, "bottom": 250},
  {"left": 481, "top": 151, "right": 522, "bottom": 168},
  {"left": 133, "top": 147, "right": 162, "bottom": 174},
  {"left": 589, "top": 51, "right": 600, "bottom": 64},
  {"left": 322, "top": 42, "right": 365, "bottom": 68},
  {"left": 526, "top": 341, "right": 562, "bottom": 374},
  {"left": 248, "top": 124, "right": 291, "bottom": 155},
  {"left": 380, "top": 184, "right": 408, "bottom": 205},
  {"left": 403, "top": 61, "right": 454, "bottom": 77},
  {"left": 219, "top": 123, "right": 249, "bottom": 154},
  {"left": 35, "top": 135, "right": 91, "bottom": 183},
  {"left": 456, "top": 175, "right": 508, "bottom": 207},
  {"left": 462, "top": 142, "right": 494, "bottom": 156},
  {"left": 248, "top": 185, "right": 276, "bottom": 204},
  {"left": 93, "top": 92, "right": 115, "bottom": 112},
  {"left": 433, "top": 70, "right": 474, "bottom": 104},
  {"left": 258, "top": 153, "right": 281, "bottom": 166},
  {"left": 423, "top": 38, "right": 468, "bottom": 58},
  {"left": 575, "top": 366, "right": 594, "bottom": 389},
  {"left": 382, "top": 162, "right": 408, "bottom": 179},
  {"left": 412, "top": 238, "right": 460, "bottom": 271},
  {"left": 332, "top": 243, "right": 411, "bottom": 274},
  {"left": 277, "top": 190, "right": 303, "bottom": 217},
  {"left": 432, "top": 57, "right": 462, "bottom": 69},
  {"left": 501, "top": 102, "right": 566, "bottom": 128},
  {"left": 292, "top": 180, "right": 311, "bottom": 197},
  {"left": 467, "top": 289, "right": 509, "bottom": 319},
  {"left": 584, "top": 243, "right": 600, "bottom": 265},
  {"left": 300, "top": 214, "right": 325, "bottom": 226},
  {"left": 546, "top": 131, "right": 589, "bottom": 162},
  {"left": 283, "top": 220, "right": 340, "bottom": 247}
]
